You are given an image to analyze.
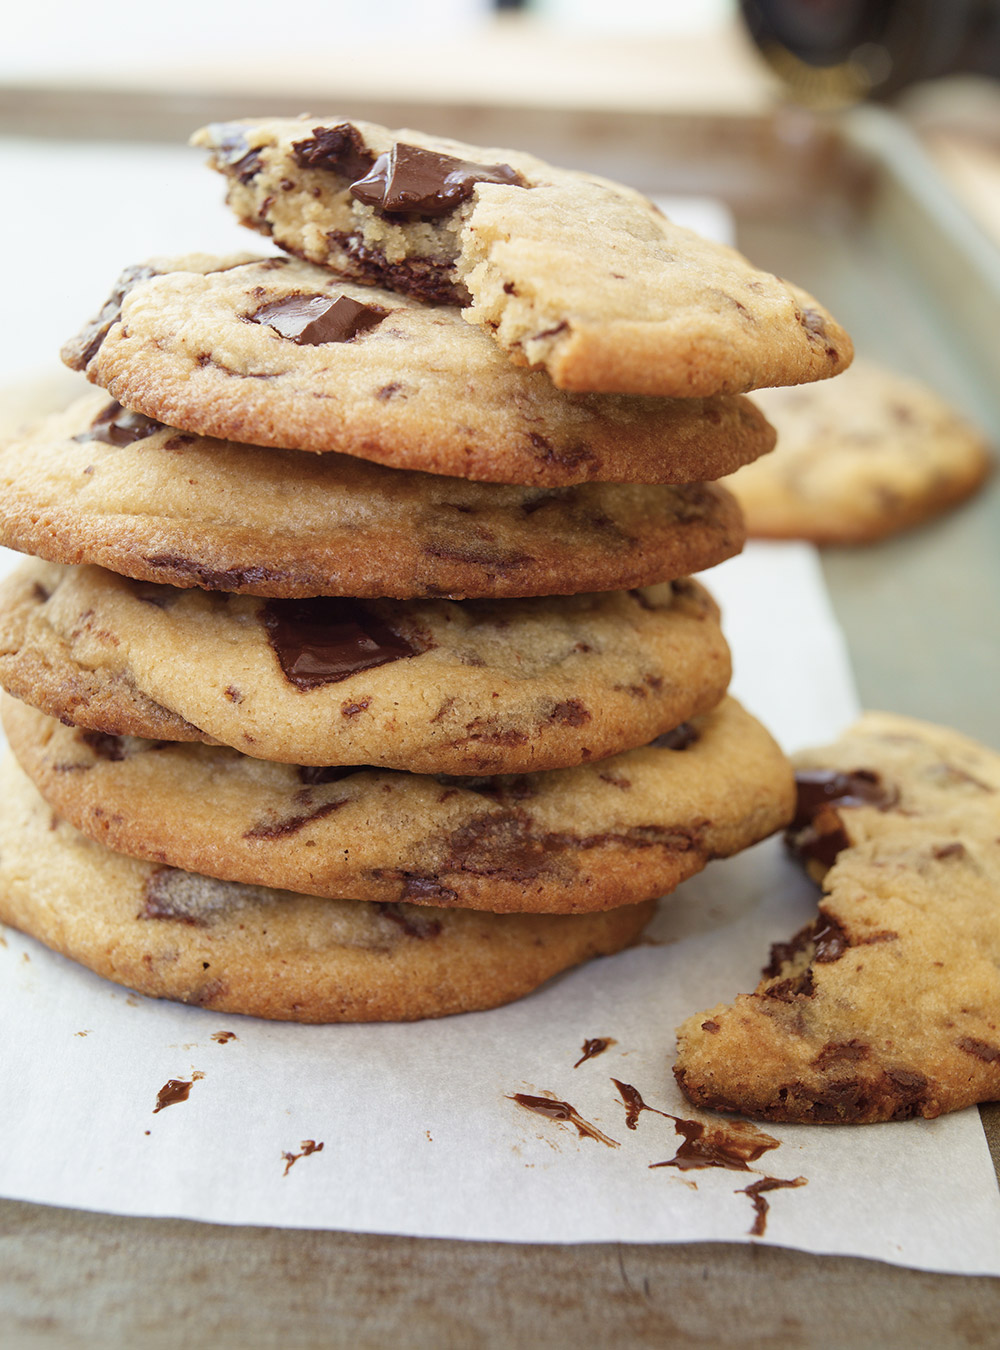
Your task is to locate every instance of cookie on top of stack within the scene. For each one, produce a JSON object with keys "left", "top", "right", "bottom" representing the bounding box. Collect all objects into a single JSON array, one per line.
[{"left": 0, "top": 116, "right": 852, "bottom": 1022}]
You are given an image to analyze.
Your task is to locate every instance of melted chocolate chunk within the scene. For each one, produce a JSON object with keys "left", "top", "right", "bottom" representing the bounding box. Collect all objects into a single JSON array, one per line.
[
  {"left": 350, "top": 143, "right": 524, "bottom": 217},
  {"left": 788, "top": 768, "right": 898, "bottom": 868},
  {"left": 261, "top": 596, "right": 420, "bottom": 690},
  {"left": 297, "top": 764, "right": 370, "bottom": 785},
  {"left": 63, "top": 264, "right": 159, "bottom": 370},
  {"left": 376, "top": 903, "right": 443, "bottom": 940},
  {"left": 650, "top": 723, "right": 699, "bottom": 751},
  {"left": 791, "top": 769, "right": 895, "bottom": 829},
  {"left": 327, "top": 231, "right": 467, "bottom": 305},
  {"left": 291, "top": 123, "right": 375, "bottom": 180},
  {"left": 73, "top": 400, "right": 164, "bottom": 447},
  {"left": 574, "top": 1037, "right": 615, "bottom": 1068},
  {"left": 250, "top": 292, "right": 385, "bottom": 345},
  {"left": 80, "top": 730, "right": 126, "bottom": 761}
]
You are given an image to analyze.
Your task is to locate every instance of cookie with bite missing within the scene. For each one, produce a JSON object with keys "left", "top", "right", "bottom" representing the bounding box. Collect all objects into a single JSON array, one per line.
[
  {"left": 727, "top": 360, "right": 993, "bottom": 543},
  {"left": 674, "top": 712, "right": 1000, "bottom": 1124},
  {"left": 0, "top": 753, "right": 653, "bottom": 1022},
  {"left": 0, "top": 560, "right": 732, "bottom": 774},
  {"left": 0, "top": 391, "right": 745, "bottom": 600},
  {"left": 61, "top": 255, "right": 775, "bottom": 485},
  {"left": 192, "top": 116, "right": 853, "bottom": 398},
  {"left": 4, "top": 695, "right": 795, "bottom": 916}
]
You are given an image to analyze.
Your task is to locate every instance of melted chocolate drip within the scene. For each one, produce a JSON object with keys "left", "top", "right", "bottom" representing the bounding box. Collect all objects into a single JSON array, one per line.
[
  {"left": 739, "top": 1176, "right": 807, "bottom": 1237},
  {"left": 611, "top": 1081, "right": 780, "bottom": 1172},
  {"left": 261, "top": 596, "right": 419, "bottom": 689},
  {"left": 350, "top": 143, "right": 524, "bottom": 217},
  {"left": 282, "top": 1139, "right": 324, "bottom": 1176},
  {"left": 509, "top": 1093, "right": 619, "bottom": 1147},
  {"left": 74, "top": 400, "right": 164, "bottom": 446},
  {"left": 574, "top": 1038, "right": 615, "bottom": 1068},
  {"left": 250, "top": 292, "right": 385, "bottom": 345},
  {"left": 153, "top": 1077, "right": 199, "bottom": 1113}
]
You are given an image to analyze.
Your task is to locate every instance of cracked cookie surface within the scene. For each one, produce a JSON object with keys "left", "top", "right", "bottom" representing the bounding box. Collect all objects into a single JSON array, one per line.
[
  {"left": 0, "top": 753, "right": 653, "bottom": 1021},
  {"left": 193, "top": 116, "right": 853, "bottom": 397},
  {"left": 61, "top": 254, "right": 775, "bottom": 484},
  {"left": 0, "top": 392, "right": 745, "bottom": 599},
  {"left": 674, "top": 712, "right": 1000, "bottom": 1123},
  {"left": 4, "top": 695, "right": 795, "bottom": 916},
  {"left": 0, "top": 561, "right": 732, "bottom": 774}
]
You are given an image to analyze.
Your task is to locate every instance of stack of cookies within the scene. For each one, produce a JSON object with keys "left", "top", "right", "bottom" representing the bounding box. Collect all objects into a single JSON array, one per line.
[{"left": 0, "top": 117, "right": 852, "bottom": 1022}]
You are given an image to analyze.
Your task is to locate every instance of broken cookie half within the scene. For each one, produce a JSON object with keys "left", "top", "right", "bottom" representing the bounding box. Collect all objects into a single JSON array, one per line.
[
  {"left": 675, "top": 712, "right": 1000, "bottom": 1123},
  {"left": 192, "top": 115, "right": 853, "bottom": 398}
]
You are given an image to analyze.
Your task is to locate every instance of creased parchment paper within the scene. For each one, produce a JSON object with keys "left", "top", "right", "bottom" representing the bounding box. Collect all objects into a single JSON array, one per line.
[{"left": 0, "top": 541, "right": 998, "bottom": 1273}]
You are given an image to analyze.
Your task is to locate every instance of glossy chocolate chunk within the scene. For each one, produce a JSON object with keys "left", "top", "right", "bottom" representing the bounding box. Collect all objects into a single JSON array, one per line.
[
  {"left": 73, "top": 400, "right": 164, "bottom": 447},
  {"left": 250, "top": 292, "right": 385, "bottom": 345},
  {"left": 261, "top": 597, "right": 419, "bottom": 690},
  {"left": 62, "top": 264, "right": 160, "bottom": 370},
  {"left": 291, "top": 123, "right": 375, "bottom": 180},
  {"left": 349, "top": 143, "right": 524, "bottom": 217},
  {"left": 788, "top": 767, "right": 899, "bottom": 868},
  {"left": 791, "top": 768, "right": 896, "bottom": 829}
]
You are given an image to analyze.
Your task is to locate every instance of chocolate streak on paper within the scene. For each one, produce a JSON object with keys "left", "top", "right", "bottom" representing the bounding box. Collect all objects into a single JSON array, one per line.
[{"left": 509, "top": 1093, "right": 619, "bottom": 1147}]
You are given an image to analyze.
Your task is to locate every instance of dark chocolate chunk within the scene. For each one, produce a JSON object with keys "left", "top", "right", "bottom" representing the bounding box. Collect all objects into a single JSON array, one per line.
[
  {"left": 650, "top": 723, "right": 699, "bottom": 751},
  {"left": 250, "top": 292, "right": 385, "bottom": 345},
  {"left": 791, "top": 768, "right": 896, "bottom": 830},
  {"left": 73, "top": 400, "right": 164, "bottom": 447},
  {"left": 261, "top": 596, "right": 420, "bottom": 690},
  {"left": 788, "top": 768, "right": 899, "bottom": 868},
  {"left": 349, "top": 142, "right": 524, "bottom": 217},
  {"left": 291, "top": 123, "right": 375, "bottom": 180},
  {"left": 62, "top": 264, "right": 159, "bottom": 370}
]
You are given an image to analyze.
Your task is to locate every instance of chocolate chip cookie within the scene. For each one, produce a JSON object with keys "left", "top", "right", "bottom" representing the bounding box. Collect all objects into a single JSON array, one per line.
[
  {"left": 4, "top": 695, "right": 795, "bottom": 916},
  {"left": 727, "top": 360, "right": 993, "bottom": 543},
  {"left": 193, "top": 116, "right": 853, "bottom": 397},
  {"left": 0, "top": 752, "right": 654, "bottom": 1021},
  {"left": 674, "top": 712, "right": 1000, "bottom": 1123},
  {"left": 61, "top": 255, "right": 775, "bottom": 484},
  {"left": 0, "top": 392, "right": 745, "bottom": 599},
  {"left": 0, "top": 561, "right": 732, "bottom": 774}
]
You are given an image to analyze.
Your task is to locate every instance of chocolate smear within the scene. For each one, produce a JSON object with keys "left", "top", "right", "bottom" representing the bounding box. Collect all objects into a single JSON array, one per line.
[
  {"left": 153, "top": 1071, "right": 203, "bottom": 1114},
  {"left": 250, "top": 292, "right": 385, "bottom": 345},
  {"left": 261, "top": 596, "right": 420, "bottom": 689},
  {"left": 350, "top": 142, "right": 524, "bottom": 217},
  {"left": 509, "top": 1093, "right": 619, "bottom": 1147},
  {"left": 281, "top": 1139, "right": 324, "bottom": 1176}
]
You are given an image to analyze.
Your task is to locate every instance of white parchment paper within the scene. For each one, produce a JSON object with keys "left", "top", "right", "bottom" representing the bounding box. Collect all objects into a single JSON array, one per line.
[
  {"left": 0, "top": 150, "right": 996, "bottom": 1270},
  {"left": 1, "top": 542, "right": 998, "bottom": 1273}
]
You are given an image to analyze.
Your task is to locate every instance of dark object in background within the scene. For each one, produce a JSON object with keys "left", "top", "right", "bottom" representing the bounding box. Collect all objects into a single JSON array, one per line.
[{"left": 740, "top": 0, "right": 1000, "bottom": 102}]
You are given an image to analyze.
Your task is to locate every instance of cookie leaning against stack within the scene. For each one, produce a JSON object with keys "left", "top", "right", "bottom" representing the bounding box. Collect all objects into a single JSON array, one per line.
[{"left": 0, "top": 115, "right": 853, "bottom": 1020}]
